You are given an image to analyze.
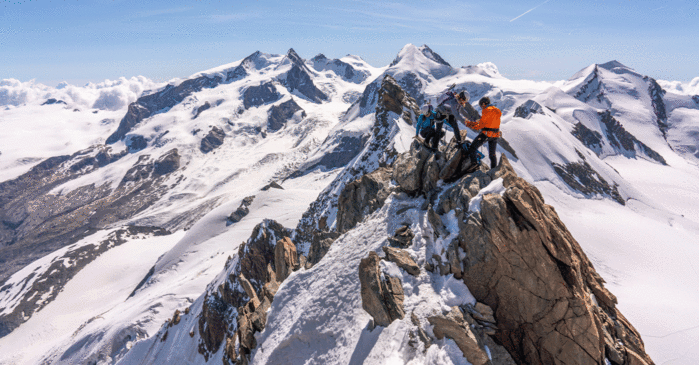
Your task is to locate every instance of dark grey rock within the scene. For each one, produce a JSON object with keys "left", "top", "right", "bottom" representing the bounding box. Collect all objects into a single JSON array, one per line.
[
  {"left": 514, "top": 100, "right": 545, "bottom": 119},
  {"left": 572, "top": 122, "right": 603, "bottom": 153},
  {"left": 126, "top": 135, "right": 147, "bottom": 153},
  {"left": 281, "top": 49, "right": 328, "bottom": 103},
  {"left": 552, "top": 157, "right": 624, "bottom": 205},
  {"left": 228, "top": 196, "right": 255, "bottom": 223},
  {"left": 261, "top": 181, "right": 283, "bottom": 191},
  {"left": 599, "top": 110, "right": 666, "bottom": 165},
  {"left": 243, "top": 82, "right": 281, "bottom": 109},
  {"left": 645, "top": 77, "right": 669, "bottom": 139},
  {"left": 41, "top": 98, "right": 66, "bottom": 105},
  {"left": 193, "top": 101, "right": 211, "bottom": 119},
  {"left": 267, "top": 98, "right": 305, "bottom": 132},
  {"left": 153, "top": 149, "right": 180, "bottom": 176},
  {"left": 200, "top": 126, "right": 225, "bottom": 153}
]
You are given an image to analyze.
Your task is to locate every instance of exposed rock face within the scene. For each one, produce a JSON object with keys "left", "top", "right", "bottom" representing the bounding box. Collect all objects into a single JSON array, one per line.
[
  {"left": 293, "top": 75, "right": 418, "bottom": 256},
  {"left": 200, "top": 126, "right": 225, "bottom": 153},
  {"left": 599, "top": 110, "right": 666, "bottom": 165},
  {"left": 193, "top": 101, "right": 211, "bottom": 119},
  {"left": 311, "top": 53, "right": 369, "bottom": 83},
  {"left": 552, "top": 156, "right": 625, "bottom": 205},
  {"left": 228, "top": 196, "right": 255, "bottom": 223},
  {"left": 445, "top": 156, "right": 654, "bottom": 365},
  {"left": 243, "top": 82, "right": 281, "bottom": 109},
  {"left": 336, "top": 167, "right": 392, "bottom": 233},
  {"left": 41, "top": 98, "right": 66, "bottom": 105},
  {"left": 281, "top": 49, "right": 328, "bottom": 103},
  {"left": 153, "top": 148, "right": 180, "bottom": 175},
  {"left": 572, "top": 122, "right": 604, "bottom": 153},
  {"left": 274, "top": 237, "right": 299, "bottom": 282},
  {"left": 306, "top": 231, "right": 339, "bottom": 268},
  {"left": 428, "top": 307, "right": 490, "bottom": 365},
  {"left": 267, "top": 98, "right": 305, "bottom": 132},
  {"left": 197, "top": 220, "right": 299, "bottom": 364},
  {"left": 358, "top": 251, "right": 405, "bottom": 327},
  {"left": 514, "top": 99, "right": 546, "bottom": 119},
  {"left": 382, "top": 246, "right": 419, "bottom": 276},
  {"left": 645, "top": 77, "right": 669, "bottom": 139},
  {"left": 125, "top": 134, "right": 147, "bottom": 153},
  {"left": 388, "top": 224, "right": 414, "bottom": 248}
]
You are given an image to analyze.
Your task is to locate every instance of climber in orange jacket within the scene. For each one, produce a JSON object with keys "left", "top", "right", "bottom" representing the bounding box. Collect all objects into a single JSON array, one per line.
[{"left": 464, "top": 97, "right": 502, "bottom": 170}]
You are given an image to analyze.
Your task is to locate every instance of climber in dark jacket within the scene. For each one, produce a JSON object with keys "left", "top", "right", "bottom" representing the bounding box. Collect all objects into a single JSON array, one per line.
[
  {"left": 435, "top": 90, "right": 470, "bottom": 145},
  {"left": 464, "top": 96, "right": 502, "bottom": 170}
]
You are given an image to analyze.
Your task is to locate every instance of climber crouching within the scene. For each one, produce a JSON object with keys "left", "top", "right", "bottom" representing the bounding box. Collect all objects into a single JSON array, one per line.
[{"left": 464, "top": 97, "right": 502, "bottom": 172}]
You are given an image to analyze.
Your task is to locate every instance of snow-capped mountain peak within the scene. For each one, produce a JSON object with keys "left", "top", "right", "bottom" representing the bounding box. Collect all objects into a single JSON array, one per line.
[{"left": 389, "top": 43, "right": 454, "bottom": 80}]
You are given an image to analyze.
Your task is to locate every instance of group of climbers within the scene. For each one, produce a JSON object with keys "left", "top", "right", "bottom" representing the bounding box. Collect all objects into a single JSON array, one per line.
[{"left": 415, "top": 86, "right": 502, "bottom": 173}]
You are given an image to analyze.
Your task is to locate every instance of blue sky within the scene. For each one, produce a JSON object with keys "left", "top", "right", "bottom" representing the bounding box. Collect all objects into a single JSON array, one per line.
[{"left": 2, "top": 0, "right": 697, "bottom": 86}]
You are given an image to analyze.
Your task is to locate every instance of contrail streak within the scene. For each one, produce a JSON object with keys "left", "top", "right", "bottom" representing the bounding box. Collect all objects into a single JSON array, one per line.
[{"left": 510, "top": 0, "right": 551, "bottom": 22}]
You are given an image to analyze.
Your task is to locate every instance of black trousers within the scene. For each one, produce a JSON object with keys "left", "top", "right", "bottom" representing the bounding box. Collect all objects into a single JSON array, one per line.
[
  {"left": 466, "top": 133, "right": 498, "bottom": 168},
  {"left": 435, "top": 114, "right": 462, "bottom": 143},
  {"left": 420, "top": 126, "right": 440, "bottom": 149}
]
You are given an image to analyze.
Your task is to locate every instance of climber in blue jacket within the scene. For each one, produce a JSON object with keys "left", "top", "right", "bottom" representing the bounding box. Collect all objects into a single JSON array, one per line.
[{"left": 415, "top": 104, "right": 444, "bottom": 151}]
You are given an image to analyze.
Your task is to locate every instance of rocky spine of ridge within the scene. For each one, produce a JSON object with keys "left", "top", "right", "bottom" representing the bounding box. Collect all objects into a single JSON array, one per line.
[
  {"left": 598, "top": 111, "right": 667, "bottom": 165},
  {"left": 293, "top": 74, "right": 419, "bottom": 260},
  {"left": 194, "top": 219, "right": 299, "bottom": 364},
  {"left": 645, "top": 77, "right": 669, "bottom": 140},
  {"left": 352, "top": 138, "right": 654, "bottom": 364}
]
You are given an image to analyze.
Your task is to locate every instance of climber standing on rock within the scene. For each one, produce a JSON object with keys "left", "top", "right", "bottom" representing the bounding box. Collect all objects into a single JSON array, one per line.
[
  {"left": 435, "top": 87, "right": 470, "bottom": 146},
  {"left": 415, "top": 104, "right": 443, "bottom": 152},
  {"left": 464, "top": 97, "right": 502, "bottom": 170}
]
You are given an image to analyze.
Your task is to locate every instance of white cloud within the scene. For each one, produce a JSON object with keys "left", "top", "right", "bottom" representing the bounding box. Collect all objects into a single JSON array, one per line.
[{"left": 0, "top": 76, "right": 163, "bottom": 110}]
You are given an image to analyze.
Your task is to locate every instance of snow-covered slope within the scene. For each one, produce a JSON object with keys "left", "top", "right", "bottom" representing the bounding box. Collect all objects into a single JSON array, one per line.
[{"left": 1, "top": 46, "right": 699, "bottom": 364}]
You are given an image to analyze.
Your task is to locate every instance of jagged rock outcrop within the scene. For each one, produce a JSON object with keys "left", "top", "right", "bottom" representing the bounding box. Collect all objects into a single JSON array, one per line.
[
  {"left": 382, "top": 246, "right": 419, "bottom": 276},
  {"left": 514, "top": 99, "right": 546, "bottom": 119},
  {"left": 293, "top": 74, "right": 418, "bottom": 258},
  {"left": 311, "top": 54, "right": 369, "bottom": 83},
  {"left": 41, "top": 98, "right": 67, "bottom": 105},
  {"left": 552, "top": 156, "right": 625, "bottom": 205},
  {"left": 645, "top": 77, "right": 669, "bottom": 139},
  {"left": 358, "top": 251, "right": 405, "bottom": 327},
  {"left": 598, "top": 110, "right": 666, "bottom": 165},
  {"left": 281, "top": 49, "right": 328, "bottom": 103},
  {"left": 336, "top": 167, "right": 392, "bottom": 233},
  {"left": 243, "top": 82, "right": 281, "bottom": 109},
  {"left": 193, "top": 101, "right": 211, "bottom": 119},
  {"left": 200, "top": 126, "right": 226, "bottom": 153},
  {"left": 274, "top": 237, "right": 299, "bottom": 282},
  {"left": 197, "top": 220, "right": 298, "bottom": 364},
  {"left": 228, "top": 196, "right": 255, "bottom": 223},
  {"left": 440, "top": 156, "right": 655, "bottom": 365},
  {"left": 388, "top": 224, "right": 414, "bottom": 248},
  {"left": 267, "top": 98, "right": 305, "bottom": 132},
  {"left": 572, "top": 122, "right": 604, "bottom": 153},
  {"left": 428, "top": 307, "right": 491, "bottom": 365}
]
